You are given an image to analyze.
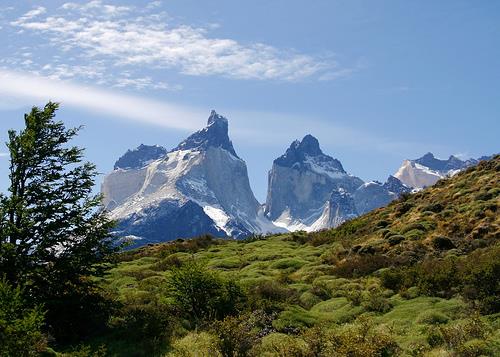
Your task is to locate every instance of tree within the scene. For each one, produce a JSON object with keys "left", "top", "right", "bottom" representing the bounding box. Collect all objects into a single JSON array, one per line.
[{"left": 0, "top": 102, "right": 119, "bottom": 341}]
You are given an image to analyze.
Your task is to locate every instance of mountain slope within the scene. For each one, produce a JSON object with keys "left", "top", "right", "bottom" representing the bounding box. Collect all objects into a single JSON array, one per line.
[{"left": 316, "top": 154, "right": 499, "bottom": 263}]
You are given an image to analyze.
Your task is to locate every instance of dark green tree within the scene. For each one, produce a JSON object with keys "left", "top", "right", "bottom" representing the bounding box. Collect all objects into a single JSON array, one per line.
[
  {"left": 0, "top": 102, "right": 119, "bottom": 341},
  {"left": 0, "top": 278, "right": 46, "bottom": 357}
]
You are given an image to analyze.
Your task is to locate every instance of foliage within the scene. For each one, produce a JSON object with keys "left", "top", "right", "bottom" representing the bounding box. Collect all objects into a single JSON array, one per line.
[
  {"left": 0, "top": 278, "right": 46, "bottom": 357},
  {"left": 0, "top": 103, "right": 119, "bottom": 343},
  {"left": 211, "top": 314, "right": 258, "bottom": 357},
  {"left": 381, "top": 245, "right": 500, "bottom": 313},
  {"left": 168, "top": 261, "right": 245, "bottom": 323}
]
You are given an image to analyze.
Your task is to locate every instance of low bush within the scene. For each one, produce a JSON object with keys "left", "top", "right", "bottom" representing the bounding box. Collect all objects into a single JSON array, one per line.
[
  {"left": 168, "top": 261, "right": 245, "bottom": 323},
  {"left": 248, "top": 279, "right": 299, "bottom": 310},
  {"left": 332, "top": 254, "right": 393, "bottom": 278},
  {"left": 432, "top": 236, "right": 455, "bottom": 250},
  {"left": 417, "top": 311, "right": 450, "bottom": 325},
  {"left": 111, "top": 292, "right": 177, "bottom": 343},
  {"left": 211, "top": 315, "right": 258, "bottom": 357},
  {"left": 362, "top": 289, "right": 393, "bottom": 313},
  {"left": 323, "top": 318, "right": 399, "bottom": 356}
]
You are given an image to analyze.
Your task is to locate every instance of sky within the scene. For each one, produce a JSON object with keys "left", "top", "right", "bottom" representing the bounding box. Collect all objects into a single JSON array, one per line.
[{"left": 0, "top": 0, "right": 498, "bottom": 202}]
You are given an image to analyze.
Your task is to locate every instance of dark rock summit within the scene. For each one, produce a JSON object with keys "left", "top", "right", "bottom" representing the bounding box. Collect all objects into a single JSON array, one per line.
[
  {"left": 275, "top": 134, "right": 345, "bottom": 172},
  {"left": 114, "top": 144, "right": 167, "bottom": 170},
  {"left": 173, "top": 110, "right": 239, "bottom": 158}
]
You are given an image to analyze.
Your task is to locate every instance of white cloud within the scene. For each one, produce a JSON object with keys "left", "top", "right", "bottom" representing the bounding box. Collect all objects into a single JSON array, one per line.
[
  {"left": 9, "top": 1, "right": 339, "bottom": 82},
  {"left": 0, "top": 69, "right": 203, "bottom": 131},
  {"left": 0, "top": 152, "right": 8, "bottom": 158}
]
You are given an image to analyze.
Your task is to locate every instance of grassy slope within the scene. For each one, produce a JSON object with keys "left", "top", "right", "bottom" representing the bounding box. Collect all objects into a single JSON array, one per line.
[{"left": 99, "top": 155, "right": 499, "bottom": 356}]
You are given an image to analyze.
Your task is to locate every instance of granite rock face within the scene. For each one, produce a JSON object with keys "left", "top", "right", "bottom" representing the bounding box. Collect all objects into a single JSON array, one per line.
[
  {"left": 353, "top": 181, "right": 396, "bottom": 215},
  {"left": 102, "top": 111, "right": 282, "bottom": 246},
  {"left": 265, "top": 135, "right": 364, "bottom": 231}
]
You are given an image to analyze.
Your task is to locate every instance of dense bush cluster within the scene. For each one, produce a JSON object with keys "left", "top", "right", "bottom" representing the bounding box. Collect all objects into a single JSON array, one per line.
[{"left": 381, "top": 245, "right": 500, "bottom": 313}]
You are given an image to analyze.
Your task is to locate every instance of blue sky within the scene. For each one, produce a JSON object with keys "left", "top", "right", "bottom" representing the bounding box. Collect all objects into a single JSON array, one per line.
[{"left": 0, "top": 0, "right": 498, "bottom": 201}]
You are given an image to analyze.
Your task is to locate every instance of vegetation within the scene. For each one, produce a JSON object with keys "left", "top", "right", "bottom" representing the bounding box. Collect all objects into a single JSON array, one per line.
[
  {"left": 0, "top": 105, "right": 498, "bottom": 356},
  {"left": 0, "top": 103, "right": 119, "bottom": 350}
]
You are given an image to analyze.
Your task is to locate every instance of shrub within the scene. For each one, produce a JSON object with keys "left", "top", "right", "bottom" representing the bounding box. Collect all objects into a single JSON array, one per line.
[
  {"left": 345, "top": 289, "right": 363, "bottom": 306},
  {"left": 332, "top": 254, "right": 393, "bottom": 278},
  {"left": 417, "top": 311, "right": 450, "bottom": 325},
  {"left": 112, "top": 292, "right": 176, "bottom": 342},
  {"left": 0, "top": 278, "right": 47, "bottom": 357},
  {"left": 456, "top": 339, "right": 491, "bottom": 357},
  {"left": 168, "top": 261, "right": 245, "bottom": 323},
  {"left": 413, "top": 258, "right": 459, "bottom": 298},
  {"left": 211, "top": 315, "right": 258, "bottom": 357},
  {"left": 388, "top": 234, "right": 405, "bottom": 246},
  {"left": 439, "top": 316, "right": 490, "bottom": 349},
  {"left": 362, "top": 290, "right": 393, "bottom": 313},
  {"left": 426, "top": 326, "right": 445, "bottom": 347},
  {"left": 325, "top": 318, "right": 399, "bottom": 356},
  {"left": 286, "top": 231, "right": 309, "bottom": 244},
  {"left": 248, "top": 279, "right": 299, "bottom": 309},
  {"left": 256, "top": 333, "right": 308, "bottom": 357},
  {"left": 423, "top": 203, "right": 444, "bottom": 213},
  {"left": 405, "top": 229, "right": 426, "bottom": 241},
  {"left": 395, "top": 202, "right": 413, "bottom": 217},
  {"left": 380, "top": 268, "right": 405, "bottom": 291},
  {"left": 432, "top": 236, "right": 455, "bottom": 250},
  {"left": 461, "top": 247, "right": 500, "bottom": 313},
  {"left": 168, "top": 332, "right": 221, "bottom": 357}
]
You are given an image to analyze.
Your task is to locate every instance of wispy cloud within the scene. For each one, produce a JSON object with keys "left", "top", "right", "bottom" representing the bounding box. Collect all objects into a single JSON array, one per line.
[
  {"left": 0, "top": 69, "right": 437, "bottom": 159},
  {"left": 0, "top": 69, "right": 203, "bottom": 131},
  {"left": 7, "top": 1, "right": 342, "bottom": 83}
]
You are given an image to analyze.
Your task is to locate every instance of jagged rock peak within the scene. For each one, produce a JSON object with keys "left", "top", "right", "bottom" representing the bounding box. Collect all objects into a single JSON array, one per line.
[
  {"left": 275, "top": 134, "right": 344, "bottom": 172},
  {"left": 414, "top": 152, "right": 467, "bottom": 172},
  {"left": 383, "top": 175, "right": 412, "bottom": 195},
  {"left": 207, "top": 109, "right": 228, "bottom": 126},
  {"left": 296, "top": 134, "right": 323, "bottom": 156},
  {"left": 114, "top": 144, "right": 167, "bottom": 170},
  {"left": 172, "top": 110, "right": 238, "bottom": 158}
]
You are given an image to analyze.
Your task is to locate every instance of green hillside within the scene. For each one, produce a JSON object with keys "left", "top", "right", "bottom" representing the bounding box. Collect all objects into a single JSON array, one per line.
[{"left": 89, "top": 156, "right": 499, "bottom": 356}]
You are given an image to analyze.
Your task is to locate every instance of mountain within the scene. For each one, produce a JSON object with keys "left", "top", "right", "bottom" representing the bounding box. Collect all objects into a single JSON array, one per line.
[
  {"left": 394, "top": 152, "right": 491, "bottom": 189},
  {"left": 102, "top": 110, "right": 282, "bottom": 245},
  {"left": 265, "top": 135, "right": 365, "bottom": 231},
  {"left": 265, "top": 135, "right": 415, "bottom": 231}
]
